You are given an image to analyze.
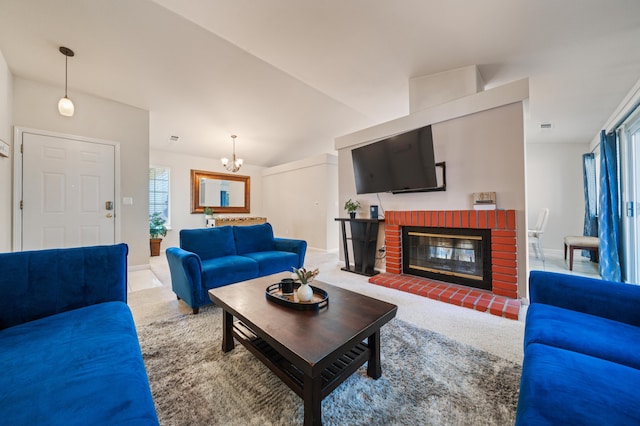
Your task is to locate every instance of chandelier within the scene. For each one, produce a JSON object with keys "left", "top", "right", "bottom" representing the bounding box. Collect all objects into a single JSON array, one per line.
[{"left": 221, "top": 135, "right": 243, "bottom": 173}]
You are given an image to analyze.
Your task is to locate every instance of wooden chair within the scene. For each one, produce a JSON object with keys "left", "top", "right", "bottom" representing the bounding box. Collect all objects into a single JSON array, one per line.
[{"left": 563, "top": 236, "right": 599, "bottom": 271}]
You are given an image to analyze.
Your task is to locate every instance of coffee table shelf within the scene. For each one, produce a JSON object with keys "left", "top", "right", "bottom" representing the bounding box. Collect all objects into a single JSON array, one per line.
[{"left": 233, "top": 321, "right": 371, "bottom": 399}]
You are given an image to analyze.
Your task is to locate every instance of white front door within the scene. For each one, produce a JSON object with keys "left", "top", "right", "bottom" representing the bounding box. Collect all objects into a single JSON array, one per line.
[{"left": 19, "top": 131, "right": 116, "bottom": 250}]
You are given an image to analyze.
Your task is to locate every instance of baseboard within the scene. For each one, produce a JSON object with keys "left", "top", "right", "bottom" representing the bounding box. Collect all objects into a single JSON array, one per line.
[
  {"left": 129, "top": 264, "right": 151, "bottom": 272},
  {"left": 541, "top": 248, "right": 563, "bottom": 257}
]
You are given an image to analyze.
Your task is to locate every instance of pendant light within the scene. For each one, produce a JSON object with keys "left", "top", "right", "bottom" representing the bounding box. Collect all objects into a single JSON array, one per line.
[{"left": 58, "top": 46, "right": 75, "bottom": 117}]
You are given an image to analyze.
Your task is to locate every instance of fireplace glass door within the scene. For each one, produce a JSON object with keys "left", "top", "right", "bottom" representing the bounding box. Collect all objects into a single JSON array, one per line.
[{"left": 402, "top": 227, "right": 491, "bottom": 290}]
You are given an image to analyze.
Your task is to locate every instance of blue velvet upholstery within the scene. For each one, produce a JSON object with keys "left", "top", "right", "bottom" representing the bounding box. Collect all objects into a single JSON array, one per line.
[
  {"left": 233, "top": 223, "right": 276, "bottom": 254},
  {"left": 166, "top": 223, "right": 307, "bottom": 312},
  {"left": 516, "top": 344, "right": 640, "bottom": 425},
  {"left": 0, "top": 244, "right": 128, "bottom": 329},
  {"left": 528, "top": 270, "right": 640, "bottom": 325},
  {"left": 201, "top": 255, "right": 259, "bottom": 287},
  {"left": 242, "top": 250, "right": 299, "bottom": 276},
  {"left": 525, "top": 303, "right": 640, "bottom": 370},
  {"left": 0, "top": 244, "right": 158, "bottom": 425},
  {"left": 274, "top": 237, "right": 307, "bottom": 270},
  {"left": 180, "top": 226, "right": 237, "bottom": 260},
  {"left": 516, "top": 271, "right": 640, "bottom": 425}
]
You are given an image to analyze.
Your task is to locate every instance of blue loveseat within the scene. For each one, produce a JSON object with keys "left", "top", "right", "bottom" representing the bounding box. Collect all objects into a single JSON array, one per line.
[
  {"left": 166, "top": 222, "right": 307, "bottom": 313},
  {"left": 0, "top": 244, "right": 158, "bottom": 425},
  {"left": 516, "top": 271, "right": 640, "bottom": 425}
]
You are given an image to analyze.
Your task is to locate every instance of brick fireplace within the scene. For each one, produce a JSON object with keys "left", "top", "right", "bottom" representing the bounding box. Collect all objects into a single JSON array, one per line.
[{"left": 369, "top": 209, "right": 520, "bottom": 319}]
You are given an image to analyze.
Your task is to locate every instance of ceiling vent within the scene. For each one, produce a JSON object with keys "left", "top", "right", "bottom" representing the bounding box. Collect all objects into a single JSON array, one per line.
[
  {"left": 168, "top": 135, "right": 179, "bottom": 143},
  {"left": 540, "top": 123, "right": 553, "bottom": 130}
]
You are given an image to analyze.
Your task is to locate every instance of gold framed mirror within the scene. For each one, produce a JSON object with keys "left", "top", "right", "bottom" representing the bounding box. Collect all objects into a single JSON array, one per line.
[{"left": 190, "top": 169, "right": 250, "bottom": 214}]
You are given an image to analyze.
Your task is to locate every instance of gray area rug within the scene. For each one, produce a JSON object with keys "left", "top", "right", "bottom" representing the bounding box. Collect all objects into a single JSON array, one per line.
[{"left": 138, "top": 305, "right": 521, "bottom": 425}]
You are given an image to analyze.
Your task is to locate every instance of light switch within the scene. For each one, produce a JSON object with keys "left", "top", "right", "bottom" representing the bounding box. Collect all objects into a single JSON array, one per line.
[{"left": 122, "top": 197, "right": 133, "bottom": 205}]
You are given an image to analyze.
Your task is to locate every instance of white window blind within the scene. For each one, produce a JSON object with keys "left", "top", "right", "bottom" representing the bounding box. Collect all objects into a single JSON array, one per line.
[{"left": 149, "top": 166, "right": 170, "bottom": 225}]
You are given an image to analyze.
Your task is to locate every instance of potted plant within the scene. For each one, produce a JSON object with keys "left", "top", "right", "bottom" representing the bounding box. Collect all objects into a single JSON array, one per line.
[
  {"left": 204, "top": 206, "right": 215, "bottom": 226},
  {"left": 149, "top": 212, "right": 167, "bottom": 256},
  {"left": 344, "top": 199, "right": 361, "bottom": 219},
  {"left": 293, "top": 267, "right": 319, "bottom": 302}
]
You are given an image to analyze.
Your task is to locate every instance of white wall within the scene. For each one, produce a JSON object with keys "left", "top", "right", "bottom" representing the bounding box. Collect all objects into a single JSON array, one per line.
[
  {"left": 150, "top": 149, "right": 265, "bottom": 250},
  {"left": 338, "top": 100, "right": 528, "bottom": 297},
  {"left": 262, "top": 154, "right": 339, "bottom": 251},
  {"left": 409, "top": 65, "right": 484, "bottom": 112},
  {"left": 339, "top": 102, "right": 526, "bottom": 209},
  {"left": 0, "top": 50, "right": 13, "bottom": 252},
  {"left": 150, "top": 149, "right": 338, "bottom": 253},
  {"left": 12, "top": 77, "right": 150, "bottom": 266},
  {"left": 526, "top": 143, "right": 588, "bottom": 253}
]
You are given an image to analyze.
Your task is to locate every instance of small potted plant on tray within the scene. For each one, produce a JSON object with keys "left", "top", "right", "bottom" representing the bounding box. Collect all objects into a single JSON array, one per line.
[{"left": 293, "top": 267, "right": 319, "bottom": 302}]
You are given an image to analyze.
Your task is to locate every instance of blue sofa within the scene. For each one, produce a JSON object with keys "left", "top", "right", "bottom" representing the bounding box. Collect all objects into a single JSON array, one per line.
[
  {"left": 516, "top": 271, "right": 640, "bottom": 425},
  {"left": 166, "top": 222, "right": 307, "bottom": 313},
  {"left": 0, "top": 244, "right": 158, "bottom": 425}
]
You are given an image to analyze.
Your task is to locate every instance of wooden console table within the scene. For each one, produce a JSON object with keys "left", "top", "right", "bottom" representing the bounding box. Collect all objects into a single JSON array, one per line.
[
  {"left": 335, "top": 218, "right": 381, "bottom": 277},
  {"left": 206, "top": 217, "right": 267, "bottom": 227}
]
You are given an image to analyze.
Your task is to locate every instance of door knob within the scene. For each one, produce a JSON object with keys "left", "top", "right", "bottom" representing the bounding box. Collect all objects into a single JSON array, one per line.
[{"left": 106, "top": 213, "right": 113, "bottom": 218}]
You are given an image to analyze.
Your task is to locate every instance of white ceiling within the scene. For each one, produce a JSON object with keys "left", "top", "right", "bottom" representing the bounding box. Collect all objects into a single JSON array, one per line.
[{"left": 1, "top": 0, "right": 639, "bottom": 167}]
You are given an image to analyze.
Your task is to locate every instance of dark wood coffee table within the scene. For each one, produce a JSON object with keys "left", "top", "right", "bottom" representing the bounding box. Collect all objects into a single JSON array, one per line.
[{"left": 208, "top": 272, "right": 397, "bottom": 426}]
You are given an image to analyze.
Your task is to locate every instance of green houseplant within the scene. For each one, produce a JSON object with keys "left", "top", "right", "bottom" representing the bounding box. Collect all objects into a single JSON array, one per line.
[
  {"left": 344, "top": 199, "right": 361, "bottom": 218},
  {"left": 203, "top": 206, "right": 215, "bottom": 226},
  {"left": 149, "top": 212, "right": 167, "bottom": 256}
]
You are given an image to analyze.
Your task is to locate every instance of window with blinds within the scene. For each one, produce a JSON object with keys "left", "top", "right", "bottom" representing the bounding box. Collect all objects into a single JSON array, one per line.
[{"left": 149, "top": 166, "right": 170, "bottom": 225}]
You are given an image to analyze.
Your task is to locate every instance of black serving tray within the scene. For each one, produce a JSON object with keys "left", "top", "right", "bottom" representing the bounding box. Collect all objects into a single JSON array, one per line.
[{"left": 265, "top": 283, "right": 329, "bottom": 311}]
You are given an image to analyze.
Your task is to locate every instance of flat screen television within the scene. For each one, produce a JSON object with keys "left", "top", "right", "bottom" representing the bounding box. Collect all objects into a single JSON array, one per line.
[{"left": 351, "top": 125, "right": 438, "bottom": 194}]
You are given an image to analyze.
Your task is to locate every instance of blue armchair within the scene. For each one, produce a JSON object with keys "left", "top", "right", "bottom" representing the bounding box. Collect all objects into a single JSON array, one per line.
[{"left": 166, "top": 223, "right": 307, "bottom": 313}]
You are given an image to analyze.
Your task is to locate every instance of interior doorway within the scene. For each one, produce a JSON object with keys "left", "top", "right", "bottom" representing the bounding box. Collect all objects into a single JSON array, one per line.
[{"left": 13, "top": 128, "right": 120, "bottom": 251}]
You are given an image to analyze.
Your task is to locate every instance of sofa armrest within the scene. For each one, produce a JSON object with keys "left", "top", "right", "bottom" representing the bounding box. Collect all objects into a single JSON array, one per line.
[
  {"left": 0, "top": 244, "right": 128, "bottom": 330},
  {"left": 274, "top": 238, "right": 307, "bottom": 268},
  {"left": 529, "top": 270, "right": 640, "bottom": 326},
  {"left": 166, "top": 247, "right": 204, "bottom": 308}
]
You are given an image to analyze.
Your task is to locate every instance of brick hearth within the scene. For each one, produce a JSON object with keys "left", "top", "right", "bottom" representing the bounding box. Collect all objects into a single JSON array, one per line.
[{"left": 368, "top": 209, "right": 521, "bottom": 320}]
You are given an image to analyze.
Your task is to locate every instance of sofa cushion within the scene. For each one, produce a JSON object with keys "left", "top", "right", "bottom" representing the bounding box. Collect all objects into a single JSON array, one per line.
[
  {"left": 516, "top": 343, "right": 640, "bottom": 425},
  {"left": 181, "top": 226, "right": 237, "bottom": 260},
  {"left": 525, "top": 303, "right": 640, "bottom": 370},
  {"left": 233, "top": 223, "right": 275, "bottom": 254},
  {"left": 242, "top": 251, "right": 299, "bottom": 276},
  {"left": 0, "top": 301, "right": 158, "bottom": 425},
  {"left": 201, "top": 255, "right": 259, "bottom": 288},
  {"left": 0, "top": 243, "right": 128, "bottom": 329}
]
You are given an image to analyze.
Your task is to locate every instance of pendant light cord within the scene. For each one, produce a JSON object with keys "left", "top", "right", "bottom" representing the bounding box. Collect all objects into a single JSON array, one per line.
[{"left": 64, "top": 55, "right": 68, "bottom": 97}]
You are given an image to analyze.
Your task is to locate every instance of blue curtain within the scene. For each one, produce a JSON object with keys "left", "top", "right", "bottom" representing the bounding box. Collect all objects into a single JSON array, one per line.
[
  {"left": 582, "top": 153, "right": 598, "bottom": 260},
  {"left": 598, "top": 130, "right": 622, "bottom": 281}
]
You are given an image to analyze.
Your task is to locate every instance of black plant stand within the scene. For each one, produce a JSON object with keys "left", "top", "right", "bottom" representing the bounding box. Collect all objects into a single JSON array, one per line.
[{"left": 335, "top": 218, "right": 381, "bottom": 277}]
